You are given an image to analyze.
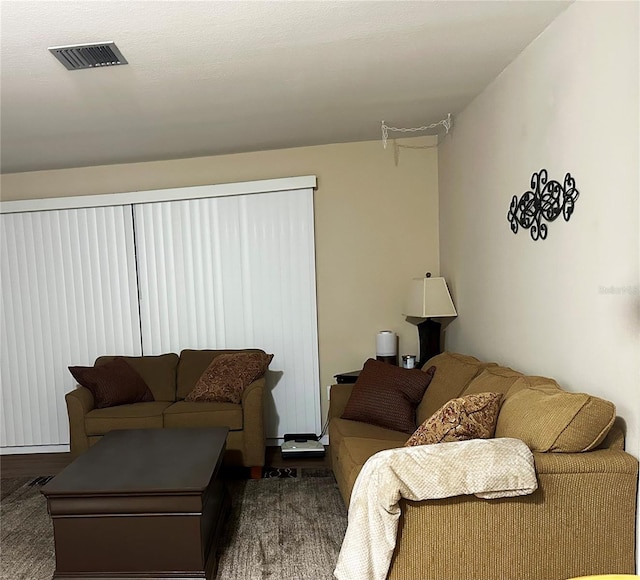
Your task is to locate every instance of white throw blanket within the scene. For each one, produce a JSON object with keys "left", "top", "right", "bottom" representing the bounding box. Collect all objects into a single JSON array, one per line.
[{"left": 334, "top": 437, "right": 537, "bottom": 580}]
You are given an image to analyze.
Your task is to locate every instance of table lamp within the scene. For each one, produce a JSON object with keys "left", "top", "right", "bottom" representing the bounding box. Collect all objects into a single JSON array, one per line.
[{"left": 403, "top": 273, "right": 457, "bottom": 368}]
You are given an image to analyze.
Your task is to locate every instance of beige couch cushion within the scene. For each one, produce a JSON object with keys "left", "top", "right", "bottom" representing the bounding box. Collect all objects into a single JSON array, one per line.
[
  {"left": 339, "top": 437, "right": 405, "bottom": 501},
  {"left": 495, "top": 378, "right": 616, "bottom": 452},
  {"left": 85, "top": 401, "right": 171, "bottom": 435},
  {"left": 416, "top": 352, "right": 493, "bottom": 425},
  {"left": 162, "top": 400, "right": 243, "bottom": 430},
  {"left": 461, "top": 366, "right": 523, "bottom": 396},
  {"left": 330, "top": 417, "right": 412, "bottom": 446},
  {"left": 95, "top": 353, "right": 179, "bottom": 402}
]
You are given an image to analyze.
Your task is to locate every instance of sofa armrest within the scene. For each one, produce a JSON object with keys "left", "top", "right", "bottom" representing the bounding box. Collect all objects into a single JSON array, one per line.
[
  {"left": 65, "top": 386, "right": 95, "bottom": 457},
  {"left": 387, "top": 447, "right": 638, "bottom": 580},
  {"left": 66, "top": 385, "right": 95, "bottom": 413},
  {"left": 598, "top": 421, "right": 625, "bottom": 450},
  {"left": 329, "top": 384, "right": 353, "bottom": 420},
  {"left": 242, "top": 377, "right": 264, "bottom": 406},
  {"left": 240, "top": 376, "right": 266, "bottom": 467},
  {"left": 532, "top": 447, "right": 638, "bottom": 474}
]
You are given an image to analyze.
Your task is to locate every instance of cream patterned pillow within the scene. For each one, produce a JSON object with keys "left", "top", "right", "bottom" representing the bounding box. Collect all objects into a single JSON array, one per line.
[{"left": 405, "top": 392, "right": 503, "bottom": 447}]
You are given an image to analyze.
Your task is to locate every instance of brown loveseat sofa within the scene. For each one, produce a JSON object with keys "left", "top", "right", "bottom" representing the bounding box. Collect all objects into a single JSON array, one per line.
[
  {"left": 66, "top": 349, "right": 266, "bottom": 473},
  {"left": 329, "top": 352, "right": 638, "bottom": 580}
]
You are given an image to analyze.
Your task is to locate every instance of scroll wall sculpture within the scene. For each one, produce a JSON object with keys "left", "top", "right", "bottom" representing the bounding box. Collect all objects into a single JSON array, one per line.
[{"left": 507, "top": 169, "right": 580, "bottom": 241}]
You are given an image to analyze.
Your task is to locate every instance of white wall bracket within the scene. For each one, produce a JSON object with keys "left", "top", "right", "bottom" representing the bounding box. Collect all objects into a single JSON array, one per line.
[{"left": 381, "top": 113, "right": 452, "bottom": 148}]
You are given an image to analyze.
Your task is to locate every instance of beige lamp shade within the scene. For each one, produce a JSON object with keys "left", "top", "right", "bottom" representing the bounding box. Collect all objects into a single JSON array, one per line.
[{"left": 403, "top": 276, "right": 457, "bottom": 318}]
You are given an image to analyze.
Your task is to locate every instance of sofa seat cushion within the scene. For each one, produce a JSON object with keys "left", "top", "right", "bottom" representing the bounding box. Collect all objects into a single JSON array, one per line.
[
  {"left": 330, "top": 417, "right": 411, "bottom": 448},
  {"left": 95, "top": 353, "right": 179, "bottom": 402},
  {"left": 85, "top": 402, "right": 171, "bottom": 435},
  {"left": 461, "top": 366, "right": 524, "bottom": 396},
  {"left": 162, "top": 401, "right": 243, "bottom": 430},
  {"left": 495, "top": 378, "right": 616, "bottom": 452},
  {"left": 339, "top": 437, "right": 405, "bottom": 501},
  {"left": 340, "top": 436, "right": 405, "bottom": 469},
  {"left": 416, "top": 352, "right": 494, "bottom": 425}
]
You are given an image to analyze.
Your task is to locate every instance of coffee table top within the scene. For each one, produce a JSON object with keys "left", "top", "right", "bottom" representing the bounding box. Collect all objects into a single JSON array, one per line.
[{"left": 42, "top": 427, "right": 228, "bottom": 497}]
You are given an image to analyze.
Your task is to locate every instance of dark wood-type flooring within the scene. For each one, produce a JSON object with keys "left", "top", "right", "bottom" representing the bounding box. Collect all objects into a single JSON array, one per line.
[{"left": 0, "top": 446, "right": 331, "bottom": 479}]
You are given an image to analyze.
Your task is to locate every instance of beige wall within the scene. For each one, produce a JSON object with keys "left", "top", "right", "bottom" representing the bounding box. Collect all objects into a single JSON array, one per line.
[
  {"left": 438, "top": 1, "right": 639, "bottom": 561},
  {"left": 1, "top": 136, "right": 440, "bottom": 423}
]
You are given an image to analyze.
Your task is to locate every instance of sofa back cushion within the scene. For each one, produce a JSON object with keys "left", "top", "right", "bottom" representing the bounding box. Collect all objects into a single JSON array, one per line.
[
  {"left": 416, "top": 352, "right": 493, "bottom": 425},
  {"left": 177, "top": 349, "right": 268, "bottom": 400},
  {"left": 495, "top": 377, "right": 616, "bottom": 452},
  {"left": 461, "top": 366, "right": 523, "bottom": 396},
  {"left": 95, "top": 353, "right": 179, "bottom": 402}
]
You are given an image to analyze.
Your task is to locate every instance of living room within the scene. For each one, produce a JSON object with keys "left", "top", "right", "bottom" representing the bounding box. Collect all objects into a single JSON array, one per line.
[{"left": 1, "top": 1, "right": 638, "bottom": 579}]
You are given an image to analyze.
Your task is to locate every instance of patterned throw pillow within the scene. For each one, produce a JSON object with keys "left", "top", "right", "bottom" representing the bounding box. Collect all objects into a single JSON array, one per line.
[
  {"left": 405, "top": 392, "right": 503, "bottom": 446},
  {"left": 341, "top": 359, "right": 436, "bottom": 434},
  {"left": 185, "top": 351, "right": 273, "bottom": 404},
  {"left": 68, "top": 357, "right": 154, "bottom": 409}
]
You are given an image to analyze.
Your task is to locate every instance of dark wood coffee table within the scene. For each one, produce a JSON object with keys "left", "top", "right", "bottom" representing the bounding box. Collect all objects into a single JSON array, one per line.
[{"left": 42, "top": 427, "right": 230, "bottom": 580}]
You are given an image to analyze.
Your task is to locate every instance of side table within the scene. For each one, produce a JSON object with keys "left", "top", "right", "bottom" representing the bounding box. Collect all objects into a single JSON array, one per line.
[{"left": 334, "top": 370, "right": 361, "bottom": 384}]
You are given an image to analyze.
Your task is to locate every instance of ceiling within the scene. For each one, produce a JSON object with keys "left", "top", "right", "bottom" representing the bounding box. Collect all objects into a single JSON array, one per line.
[{"left": 0, "top": 1, "right": 571, "bottom": 175}]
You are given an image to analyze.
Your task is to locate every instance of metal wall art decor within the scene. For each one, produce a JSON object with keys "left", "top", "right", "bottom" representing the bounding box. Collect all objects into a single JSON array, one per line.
[{"left": 507, "top": 169, "right": 580, "bottom": 241}]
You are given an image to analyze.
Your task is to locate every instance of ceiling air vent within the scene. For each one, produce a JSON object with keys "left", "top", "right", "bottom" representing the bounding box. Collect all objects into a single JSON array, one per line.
[{"left": 48, "top": 42, "right": 128, "bottom": 71}]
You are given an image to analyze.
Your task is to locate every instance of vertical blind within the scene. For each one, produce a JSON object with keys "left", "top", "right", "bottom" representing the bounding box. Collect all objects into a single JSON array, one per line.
[
  {"left": 0, "top": 206, "right": 141, "bottom": 447},
  {"left": 135, "top": 190, "right": 321, "bottom": 438},
  {"left": 1, "top": 177, "right": 320, "bottom": 450}
]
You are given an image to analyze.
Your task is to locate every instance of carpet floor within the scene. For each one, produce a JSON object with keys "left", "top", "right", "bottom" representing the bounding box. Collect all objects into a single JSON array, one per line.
[{"left": 0, "top": 470, "right": 347, "bottom": 580}]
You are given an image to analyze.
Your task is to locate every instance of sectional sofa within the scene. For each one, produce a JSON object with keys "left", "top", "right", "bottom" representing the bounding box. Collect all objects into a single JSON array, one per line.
[{"left": 329, "top": 351, "right": 638, "bottom": 580}]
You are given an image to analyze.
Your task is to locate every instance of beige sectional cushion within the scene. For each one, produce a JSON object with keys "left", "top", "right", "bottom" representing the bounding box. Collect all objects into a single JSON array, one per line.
[
  {"left": 462, "top": 366, "right": 523, "bottom": 396},
  {"left": 330, "top": 416, "right": 413, "bottom": 446},
  {"left": 340, "top": 437, "right": 406, "bottom": 468},
  {"left": 416, "top": 352, "right": 493, "bottom": 425},
  {"left": 162, "top": 400, "right": 243, "bottom": 430},
  {"left": 85, "top": 401, "right": 171, "bottom": 435},
  {"left": 95, "top": 353, "right": 179, "bottom": 402},
  {"left": 176, "top": 349, "right": 267, "bottom": 400},
  {"left": 495, "top": 378, "right": 616, "bottom": 452},
  {"left": 339, "top": 437, "right": 405, "bottom": 500}
]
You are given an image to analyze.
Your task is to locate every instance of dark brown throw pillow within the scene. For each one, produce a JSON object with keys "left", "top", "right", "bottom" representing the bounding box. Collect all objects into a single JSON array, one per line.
[
  {"left": 185, "top": 351, "right": 274, "bottom": 404},
  {"left": 68, "top": 357, "right": 154, "bottom": 409},
  {"left": 405, "top": 392, "right": 503, "bottom": 447},
  {"left": 341, "top": 359, "right": 436, "bottom": 434}
]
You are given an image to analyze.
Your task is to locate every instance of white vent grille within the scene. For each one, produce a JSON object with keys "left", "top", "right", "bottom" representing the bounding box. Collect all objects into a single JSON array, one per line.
[{"left": 49, "top": 42, "right": 128, "bottom": 71}]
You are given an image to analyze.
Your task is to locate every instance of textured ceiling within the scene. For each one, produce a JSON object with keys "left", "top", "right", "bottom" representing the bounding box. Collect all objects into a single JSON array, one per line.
[{"left": 0, "top": 1, "right": 571, "bottom": 174}]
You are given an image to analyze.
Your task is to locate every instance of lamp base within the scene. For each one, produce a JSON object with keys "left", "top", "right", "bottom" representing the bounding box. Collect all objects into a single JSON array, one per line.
[
  {"left": 376, "top": 355, "right": 398, "bottom": 366},
  {"left": 416, "top": 319, "right": 442, "bottom": 369}
]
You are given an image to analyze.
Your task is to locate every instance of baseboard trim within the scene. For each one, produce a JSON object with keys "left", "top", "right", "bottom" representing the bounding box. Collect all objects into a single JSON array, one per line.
[{"left": 0, "top": 444, "right": 70, "bottom": 455}]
